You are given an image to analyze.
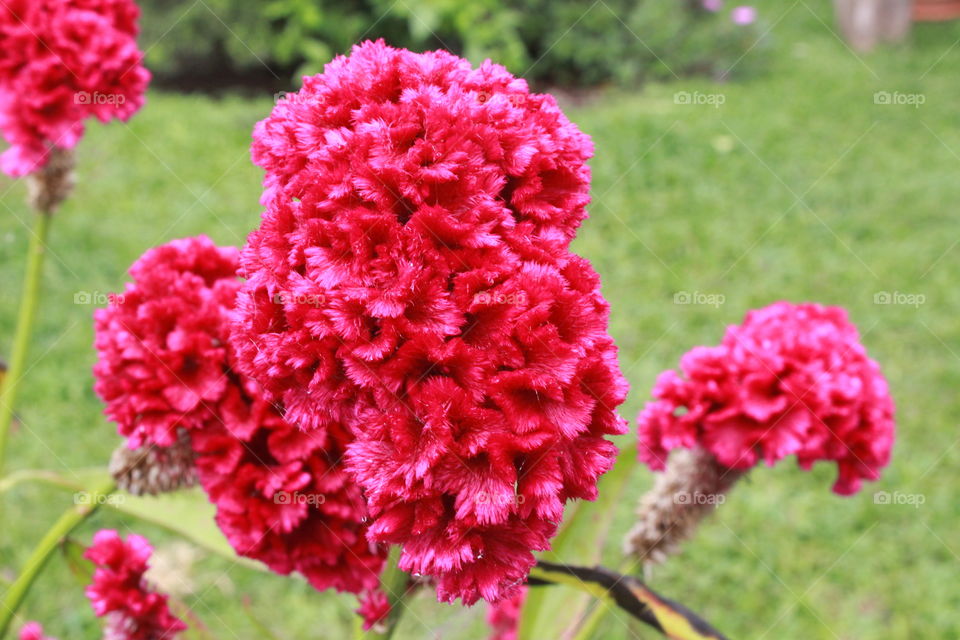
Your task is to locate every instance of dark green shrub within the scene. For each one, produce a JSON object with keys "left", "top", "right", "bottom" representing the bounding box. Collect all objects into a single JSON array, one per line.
[{"left": 137, "top": 0, "right": 766, "bottom": 88}]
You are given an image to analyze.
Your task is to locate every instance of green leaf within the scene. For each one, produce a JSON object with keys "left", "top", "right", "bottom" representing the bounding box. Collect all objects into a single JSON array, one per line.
[
  {"left": 107, "top": 487, "right": 267, "bottom": 573},
  {"left": 0, "top": 467, "right": 115, "bottom": 495},
  {"left": 241, "top": 597, "right": 283, "bottom": 640},
  {"left": 0, "top": 467, "right": 266, "bottom": 573},
  {"left": 517, "top": 443, "right": 638, "bottom": 640},
  {"left": 60, "top": 537, "right": 94, "bottom": 586}
]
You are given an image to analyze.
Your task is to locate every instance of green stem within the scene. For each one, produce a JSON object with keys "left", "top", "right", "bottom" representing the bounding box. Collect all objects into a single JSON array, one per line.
[
  {"left": 571, "top": 599, "right": 611, "bottom": 640},
  {"left": 364, "top": 545, "right": 408, "bottom": 640},
  {"left": 0, "top": 211, "right": 52, "bottom": 478},
  {"left": 0, "top": 478, "right": 115, "bottom": 638}
]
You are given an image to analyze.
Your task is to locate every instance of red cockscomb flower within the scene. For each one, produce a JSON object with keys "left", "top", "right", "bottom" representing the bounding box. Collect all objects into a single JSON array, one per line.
[
  {"left": 234, "top": 40, "right": 628, "bottom": 604},
  {"left": 94, "top": 236, "right": 240, "bottom": 449},
  {"left": 190, "top": 383, "right": 384, "bottom": 594},
  {"left": 637, "top": 301, "right": 895, "bottom": 495},
  {"left": 0, "top": 0, "right": 149, "bottom": 176},
  {"left": 84, "top": 530, "right": 187, "bottom": 640},
  {"left": 18, "top": 622, "right": 56, "bottom": 640},
  {"left": 94, "top": 237, "right": 384, "bottom": 595}
]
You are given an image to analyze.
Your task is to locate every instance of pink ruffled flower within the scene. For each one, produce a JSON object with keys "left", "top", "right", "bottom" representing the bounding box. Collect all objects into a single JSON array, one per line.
[
  {"left": 637, "top": 302, "right": 895, "bottom": 495},
  {"left": 94, "top": 236, "right": 241, "bottom": 449},
  {"left": 486, "top": 586, "right": 526, "bottom": 640},
  {"left": 190, "top": 390, "right": 385, "bottom": 594},
  {"left": 94, "top": 236, "right": 384, "bottom": 595},
  {"left": 18, "top": 622, "right": 56, "bottom": 640},
  {"left": 235, "top": 40, "right": 628, "bottom": 604},
  {"left": 0, "top": 0, "right": 149, "bottom": 176},
  {"left": 84, "top": 530, "right": 187, "bottom": 640}
]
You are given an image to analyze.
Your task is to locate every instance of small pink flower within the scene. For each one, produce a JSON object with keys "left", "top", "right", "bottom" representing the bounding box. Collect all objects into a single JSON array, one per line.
[
  {"left": 356, "top": 590, "right": 391, "bottom": 631},
  {"left": 702, "top": 0, "right": 723, "bottom": 11},
  {"left": 84, "top": 530, "right": 187, "bottom": 640},
  {"left": 93, "top": 236, "right": 240, "bottom": 449},
  {"left": 637, "top": 302, "right": 895, "bottom": 495},
  {"left": 18, "top": 622, "right": 55, "bottom": 640},
  {"left": 0, "top": 0, "right": 150, "bottom": 176},
  {"left": 486, "top": 586, "right": 526, "bottom": 640},
  {"left": 731, "top": 5, "right": 757, "bottom": 25}
]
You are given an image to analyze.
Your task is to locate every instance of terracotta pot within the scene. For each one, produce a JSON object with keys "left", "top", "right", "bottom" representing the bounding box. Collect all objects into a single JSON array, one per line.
[
  {"left": 914, "top": 0, "right": 960, "bottom": 21},
  {"left": 834, "top": 0, "right": 913, "bottom": 51}
]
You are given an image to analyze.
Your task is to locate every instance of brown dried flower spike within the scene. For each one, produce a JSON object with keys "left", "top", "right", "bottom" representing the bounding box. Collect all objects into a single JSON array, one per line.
[
  {"left": 109, "top": 429, "right": 197, "bottom": 496},
  {"left": 624, "top": 447, "right": 744, "bottom": 566},
  {"left": 26, "top": 148, "right": 75, "bottom": 214}
]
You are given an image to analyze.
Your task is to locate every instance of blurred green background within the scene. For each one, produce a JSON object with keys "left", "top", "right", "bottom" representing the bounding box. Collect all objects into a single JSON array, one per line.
[
  {"left": 137, "top": 0, "right": 765, "bottom": 88},
  {"left": 2, "top": 0, "right": 959, "bottom": 638}
]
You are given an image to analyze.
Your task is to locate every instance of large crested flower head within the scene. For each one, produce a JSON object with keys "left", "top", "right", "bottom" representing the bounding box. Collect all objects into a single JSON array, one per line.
[
  {"left": 94, "top": 236, "right": 384, "bottom": 595},
  {"left": 235, "top": 40, "right": 628, "bottom": 604},
  {"left": 84, "top": 530, "right": 187, "bottom": 640},
  {"left": 94, "top": 236, "right": 241, "bottom": 449},
  {"left": 0, "top": 0, "right": 150, "bottom": 176},
  {"left": 637, "top": 301, "right": 895, "bottom": 495}
]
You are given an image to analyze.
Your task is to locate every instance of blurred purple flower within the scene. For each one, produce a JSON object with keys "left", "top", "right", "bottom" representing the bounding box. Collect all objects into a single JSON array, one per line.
[
  {"left": 731, "top": 6, "right": 757, "bottom": 25},
  {"left": 702, "top": 0, "right": 723, "bottom": 11}
]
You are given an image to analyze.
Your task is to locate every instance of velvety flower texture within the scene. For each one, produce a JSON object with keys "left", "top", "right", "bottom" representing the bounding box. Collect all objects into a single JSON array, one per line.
[
  {"left": 84, "top": 530, "right": 187, "bottom": 640},
  {"left": 93, "top": 237, "right": 383, "bottom": 595},
  {"left": 637, "top": 302, "right": 895, "bottom": 495},
  {"left": 19, "top": 623, "right": 56, "bottom": 640},
  {"left": 94, "top": 237, "right": 241, "bottom": 450},
  {"left": 0, "top": 0, "right": 149, "bottom": 176},
  {"left": 190, "top": 385, "right": 384, "bottom": 594},
  {"left": 235, "top": 40, "right": 629, "bottom": 604}
]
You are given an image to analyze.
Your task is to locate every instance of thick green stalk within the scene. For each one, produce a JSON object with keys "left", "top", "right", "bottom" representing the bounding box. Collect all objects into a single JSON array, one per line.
[
  {"left": 0, "top": 479, "right": 116, "bottom": 637},
  {"left": 0, "top": 212, "right": 52, "bottom": 478},
  {"left": 363, "top": 545, "right": 408, "bottom": 640}
]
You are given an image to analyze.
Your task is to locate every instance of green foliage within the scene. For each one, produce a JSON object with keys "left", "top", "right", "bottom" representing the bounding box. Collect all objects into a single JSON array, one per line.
[{"left": 136, "top": 0, "right": 766, "bottom": 86}]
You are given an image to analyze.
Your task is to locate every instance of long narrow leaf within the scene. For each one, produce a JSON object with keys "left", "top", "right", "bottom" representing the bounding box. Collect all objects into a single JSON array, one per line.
[
  {"left": 518, "top": 443, "right": 638, "bottom": 639},
  {"left": 532, "top": 561, "right": 729, "bottom": 640},
  {"left": 107, "top": 486, "right": 266, "bottom": 573}
]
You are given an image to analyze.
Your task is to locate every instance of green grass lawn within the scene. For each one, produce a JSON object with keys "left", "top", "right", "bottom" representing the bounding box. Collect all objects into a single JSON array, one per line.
[{"left": 2, "top": 1, "right": 959, "bottom": 638}]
